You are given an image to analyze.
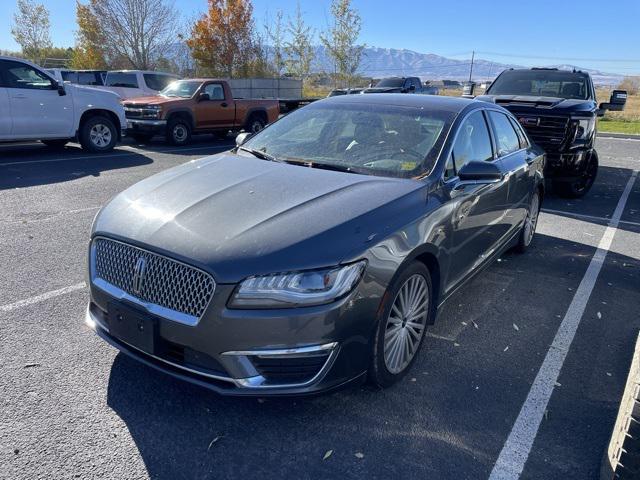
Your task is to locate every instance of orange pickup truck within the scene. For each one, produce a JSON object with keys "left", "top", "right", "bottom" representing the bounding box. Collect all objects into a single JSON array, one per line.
[{"left": 123, "top": 79, "right": 280, "bottom": 145}]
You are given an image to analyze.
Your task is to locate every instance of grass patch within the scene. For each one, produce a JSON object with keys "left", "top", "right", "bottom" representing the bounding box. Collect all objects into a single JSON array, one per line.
[{"left": 598, "top": 118, "right": 640, "bottom": 135}]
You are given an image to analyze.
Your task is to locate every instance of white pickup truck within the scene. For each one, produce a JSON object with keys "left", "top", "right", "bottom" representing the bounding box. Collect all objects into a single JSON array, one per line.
[
  {"left": 97, "top": 70, "right": 179, "bottom": 99},
  {"left": 0, "top": 57, "right": 126, "bottom": 152}
]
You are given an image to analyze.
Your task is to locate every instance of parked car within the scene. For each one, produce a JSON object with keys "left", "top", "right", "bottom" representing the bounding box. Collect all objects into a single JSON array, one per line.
[
  {"left": 86, "top": 94, "right": 545, "bottom": 396},
  {"left": 46, "top": 68, "right": 106, "bottom": 86},
  {"left": 362, "top": 77, "right": 424, "bottom": 94},
  {"left": 0, "top": 56, "right": 126, "bottom": 152},
  {"left": 97, "top": 70, "right": 179, "bottom": 99},
  {"left": 327, "top": 88, "right": 363, "bottom": 97},
  {"left": 122, "top": 79, "right": 280, "bottom": 145},
  {"left": 477, "top": 68, "right": 627, "bottom": 197}
]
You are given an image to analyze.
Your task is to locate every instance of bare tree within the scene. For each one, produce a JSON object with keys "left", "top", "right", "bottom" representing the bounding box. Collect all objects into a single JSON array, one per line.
[
  {"left": 11, "top": 0, "right": 52, "bottom": 61},
  {"left": 320, "top": 0, "right": 364, "bottom": 88},
  {"left": 84, "top": 0, "right": 179, "bottom": 70},
  {"left": 284, "top": 2, "right": 314, "bottom": 78},
  {"left": 264, "top": 9, "right": 286, "bottom": 76}
]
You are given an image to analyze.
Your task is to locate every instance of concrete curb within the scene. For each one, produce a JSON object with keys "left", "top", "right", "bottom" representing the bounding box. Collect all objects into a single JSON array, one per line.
[
  {"left": 601, "top": 331, "right": 640, "bottom": 480},
  {"left": 598, "top": 132, "right": 640, "bottom": 140}
]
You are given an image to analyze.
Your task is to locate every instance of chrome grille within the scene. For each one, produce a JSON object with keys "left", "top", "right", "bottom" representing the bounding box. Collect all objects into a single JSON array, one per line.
[
  {"left": 92, "top": 237, "right": 215, "bottom": 320},
  {"left": 517, "top": 115, "right": 570, "bottom": 152}
]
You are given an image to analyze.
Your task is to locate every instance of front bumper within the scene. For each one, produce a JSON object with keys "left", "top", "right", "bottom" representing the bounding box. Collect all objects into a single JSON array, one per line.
[
  {"left": 86, "top": 278, "right": 376, "bottom": 396},
  {"left": 544, "top": 148, "right": 594, "bottom": 181},
  {"left": 126, "top": 118, "right": 167, "bottom": 136}
]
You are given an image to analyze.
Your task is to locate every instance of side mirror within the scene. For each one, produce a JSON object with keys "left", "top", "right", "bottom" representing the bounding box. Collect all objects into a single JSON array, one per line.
[
  {"left": 198, "top": 92, "right": 210, "bottom": 102},
  {"left": 599, "top": 89, "right": 627, "bottom": 114},
  {"left": 236, "top": 132, "right": 252, "bottom": 147},
  {"left": 457, "top": 161, "right": 502, "bottom": 183},
  {"left": 56, "top": 82, "right": 66, "bottom": 96}
]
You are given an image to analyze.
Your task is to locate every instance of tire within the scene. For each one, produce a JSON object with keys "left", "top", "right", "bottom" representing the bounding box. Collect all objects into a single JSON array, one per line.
[
  {"left": 369, "top": 262, "right": 433, "bottom": 388},
  {"left": 514, "top": 189, "right": 541, "bottom": 253},
  {"left": 166, "top": 117, "right": 192, "bottom": 146},
  {"left": 79, "top": 115, "right": 117, "bottom": 153},
  {"left": 130, "top": 133, "right": 154, "bottom": 144},
  {"left": 245, "top": 114, "right": 266, "bottom": 134},
  {"left": 41, "top": 139, "right": 68, "bottom": 149},
  {"left": 553, "top": 152, "right": 598, "bottom": 198}
]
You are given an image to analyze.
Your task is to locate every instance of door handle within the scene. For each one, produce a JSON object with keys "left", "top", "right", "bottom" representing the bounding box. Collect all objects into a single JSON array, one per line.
[{"left": 221, "top": 102, "right": 228, "bottom": 108}]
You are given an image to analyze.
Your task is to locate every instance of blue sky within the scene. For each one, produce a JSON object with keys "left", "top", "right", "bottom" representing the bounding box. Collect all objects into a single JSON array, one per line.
[{"left": 1, "top": 0, "right": 638, "bottom": 74}]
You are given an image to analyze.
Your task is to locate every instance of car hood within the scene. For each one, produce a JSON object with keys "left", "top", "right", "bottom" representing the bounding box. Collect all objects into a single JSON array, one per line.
[
  {"left": 68, "top": 83, "right": 121, "bottom": 101},
  {"left": 476, "top": 94, "right": 596, "bottom": 115},
  {"left": 122, "top": 95, "right": 185, "bottom": 106},
  {"left": 93, "top": 153, "right": 428, "bottom": 283}
]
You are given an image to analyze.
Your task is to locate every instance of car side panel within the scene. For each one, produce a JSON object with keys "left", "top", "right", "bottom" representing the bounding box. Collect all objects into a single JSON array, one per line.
[{"left": 0, "top": 87, "right": 11, "bottom": 138}]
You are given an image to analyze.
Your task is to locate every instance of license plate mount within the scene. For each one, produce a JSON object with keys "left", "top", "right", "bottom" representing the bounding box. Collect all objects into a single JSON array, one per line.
[{"left": 107, "top": 302, "right": 157, "bottom": 355}]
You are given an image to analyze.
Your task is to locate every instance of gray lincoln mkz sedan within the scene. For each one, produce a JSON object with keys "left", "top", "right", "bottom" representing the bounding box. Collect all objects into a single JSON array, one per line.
[{"left": 86, "top": 94, "right": 544, "bottom": 396}]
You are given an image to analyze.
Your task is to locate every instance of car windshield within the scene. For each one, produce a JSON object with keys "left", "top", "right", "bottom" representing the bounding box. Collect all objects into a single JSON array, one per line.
[
  {"left": 488, "top": 70, "right": 590, "bottom": 100},
  {"left": 376, "top": 78, "right": 405, "bottom": 88},
  {"left": 242, "top": 101, "right": 455, "bottom": 178},
  {"left": 160, "top": 80, "right": 201, "bottom": 98}
]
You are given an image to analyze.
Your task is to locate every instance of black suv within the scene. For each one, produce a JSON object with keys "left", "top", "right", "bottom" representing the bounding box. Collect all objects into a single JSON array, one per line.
[
  {"left": 362, "top": 77, "right": 424, "bottom": 94},
  {"left": 477, "top": 68, "right": 627, "bottom": 197}
]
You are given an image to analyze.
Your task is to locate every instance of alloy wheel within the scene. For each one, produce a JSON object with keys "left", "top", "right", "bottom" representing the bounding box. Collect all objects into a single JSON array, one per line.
[
  {"left": 89, "top": 124, "right": 112, "bottom": 148},
  {"left": 383, "top": 274, "right": 429, "bottom": 374},
  {"left": 523, "top": 192, "right": 540, "bottom": 247}
]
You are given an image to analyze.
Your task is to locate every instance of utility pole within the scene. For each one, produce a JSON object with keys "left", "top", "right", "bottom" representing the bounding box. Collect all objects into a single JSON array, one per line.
[{"left": 468, "top": 50, "right": 475, "bottom": 82}]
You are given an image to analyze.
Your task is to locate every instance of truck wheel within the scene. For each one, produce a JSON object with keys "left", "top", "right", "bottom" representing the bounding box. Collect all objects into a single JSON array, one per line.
[
  {"left": 369, "top": 262, "right": 433, "bottom": 388},
  {"left": 166, "top": 117, "right": 192, "bottom": 146},
  {"left": 554, "top": 153, "right": 598, "bottom": 198},
  {"left": 245, "top": 114, "right": 266, "bottom": 134},
  {"left": 79, "top": 115, "right": 117, "bottom": 153},
  {"left": 41, "top": 139, "right": 68, "bottom": 149},
  {"left": 130, "top": 133, "right": 154, "bottom": 144}
]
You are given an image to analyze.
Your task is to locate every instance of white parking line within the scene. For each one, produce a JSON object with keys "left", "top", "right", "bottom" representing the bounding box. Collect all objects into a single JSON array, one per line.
[
  {"left": 0, "top": 144, "right": 231, "bottom": 167},
  {"left": 489, "top": 170, "right": 638, "bottom": 480},
  {"left": 0, "top": 282, "right": 86, "bottom": 313},
  {"left": 542, "top": 208, "right": 640, "bottom": 228}
]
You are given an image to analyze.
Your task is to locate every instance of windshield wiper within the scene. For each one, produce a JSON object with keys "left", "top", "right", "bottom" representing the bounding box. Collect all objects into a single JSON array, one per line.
[
  {"left": 283, "top": 159, "right": 363, "bottom": 175},
  {"left": 237, "top": 146, "right": 281, "bottom": 163}
]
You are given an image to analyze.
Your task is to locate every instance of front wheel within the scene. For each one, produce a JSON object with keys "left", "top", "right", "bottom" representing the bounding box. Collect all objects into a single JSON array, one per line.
[
  {"left": 79, "top": 116, "right": 117, "bottom": 153},
  {"left": 369, "top": 262, "right": 433, "bottom": 388},
  {"left": 166, "top": 117, "right": 192, "bottom": 146},
  {"left": 514, "top": 189, "right": 541, "bottom": 253},
  {"left": 553, "top": 153, "right": 598, "bottom": 198}
]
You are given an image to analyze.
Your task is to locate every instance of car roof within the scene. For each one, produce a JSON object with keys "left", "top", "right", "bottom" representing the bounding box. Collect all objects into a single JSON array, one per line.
[
  {"left": 107, "top": 70, "right": 178, "bottom": 76},
  {"left": 320, "top": 93, "right": 482, "bottom": 113}
]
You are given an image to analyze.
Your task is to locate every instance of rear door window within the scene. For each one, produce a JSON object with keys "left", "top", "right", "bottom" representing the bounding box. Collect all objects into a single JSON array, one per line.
[
  {"left": 488, "top": 111, "right": 521, "bottom": 157},
  {"left": 106, "top": 72, "right": 138, "bottom": 88},
  {"left": 77, "top": 72, "right": 101, "bottom": 85}
]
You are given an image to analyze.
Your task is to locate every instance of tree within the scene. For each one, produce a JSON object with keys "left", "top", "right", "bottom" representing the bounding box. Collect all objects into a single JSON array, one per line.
[
  {"left": 264, "top": 9, "right": 285, "bottom": 76},
  {"left": 618, "top": 77, "right": 640, "bottom": 96},
  {"left": 320, "top": 0, "right": 364, "bottom": 88},
  {"left": 11, "top": 0, "right": 52, "bottom": 62},
  {"left": 70, "top": 1, "right": 107, "bottom": 69},
  {"left": 78, "top": 0, "right": 179, "bottom": 70},
  {"left": 284, "top": 2, "right": 314, "bottom": 78},
  {"left": 187, "top": 0, "right": 257, "bottom": 78}
]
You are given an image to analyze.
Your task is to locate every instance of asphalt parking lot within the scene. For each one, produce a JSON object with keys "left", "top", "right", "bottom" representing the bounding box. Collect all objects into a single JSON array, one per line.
[{"left": 1, "top": 135, "right": 639, "bottom": 480}]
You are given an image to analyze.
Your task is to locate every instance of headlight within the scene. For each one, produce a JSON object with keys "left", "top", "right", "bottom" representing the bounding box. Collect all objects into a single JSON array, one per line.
[
  {"left": 574, "top": 118, "right": 594, "bottom": 141},
  {"left": 230, "top": 261, "right": 366, "bottom": 308}
]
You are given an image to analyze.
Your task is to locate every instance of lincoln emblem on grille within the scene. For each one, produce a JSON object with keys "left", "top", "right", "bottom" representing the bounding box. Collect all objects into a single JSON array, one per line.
[
  {"left": 518, "top": 116, "right": 540, "bottom": 127},
  {"left": 132, "top": 256, "right": 148, "bottom": 295}
]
